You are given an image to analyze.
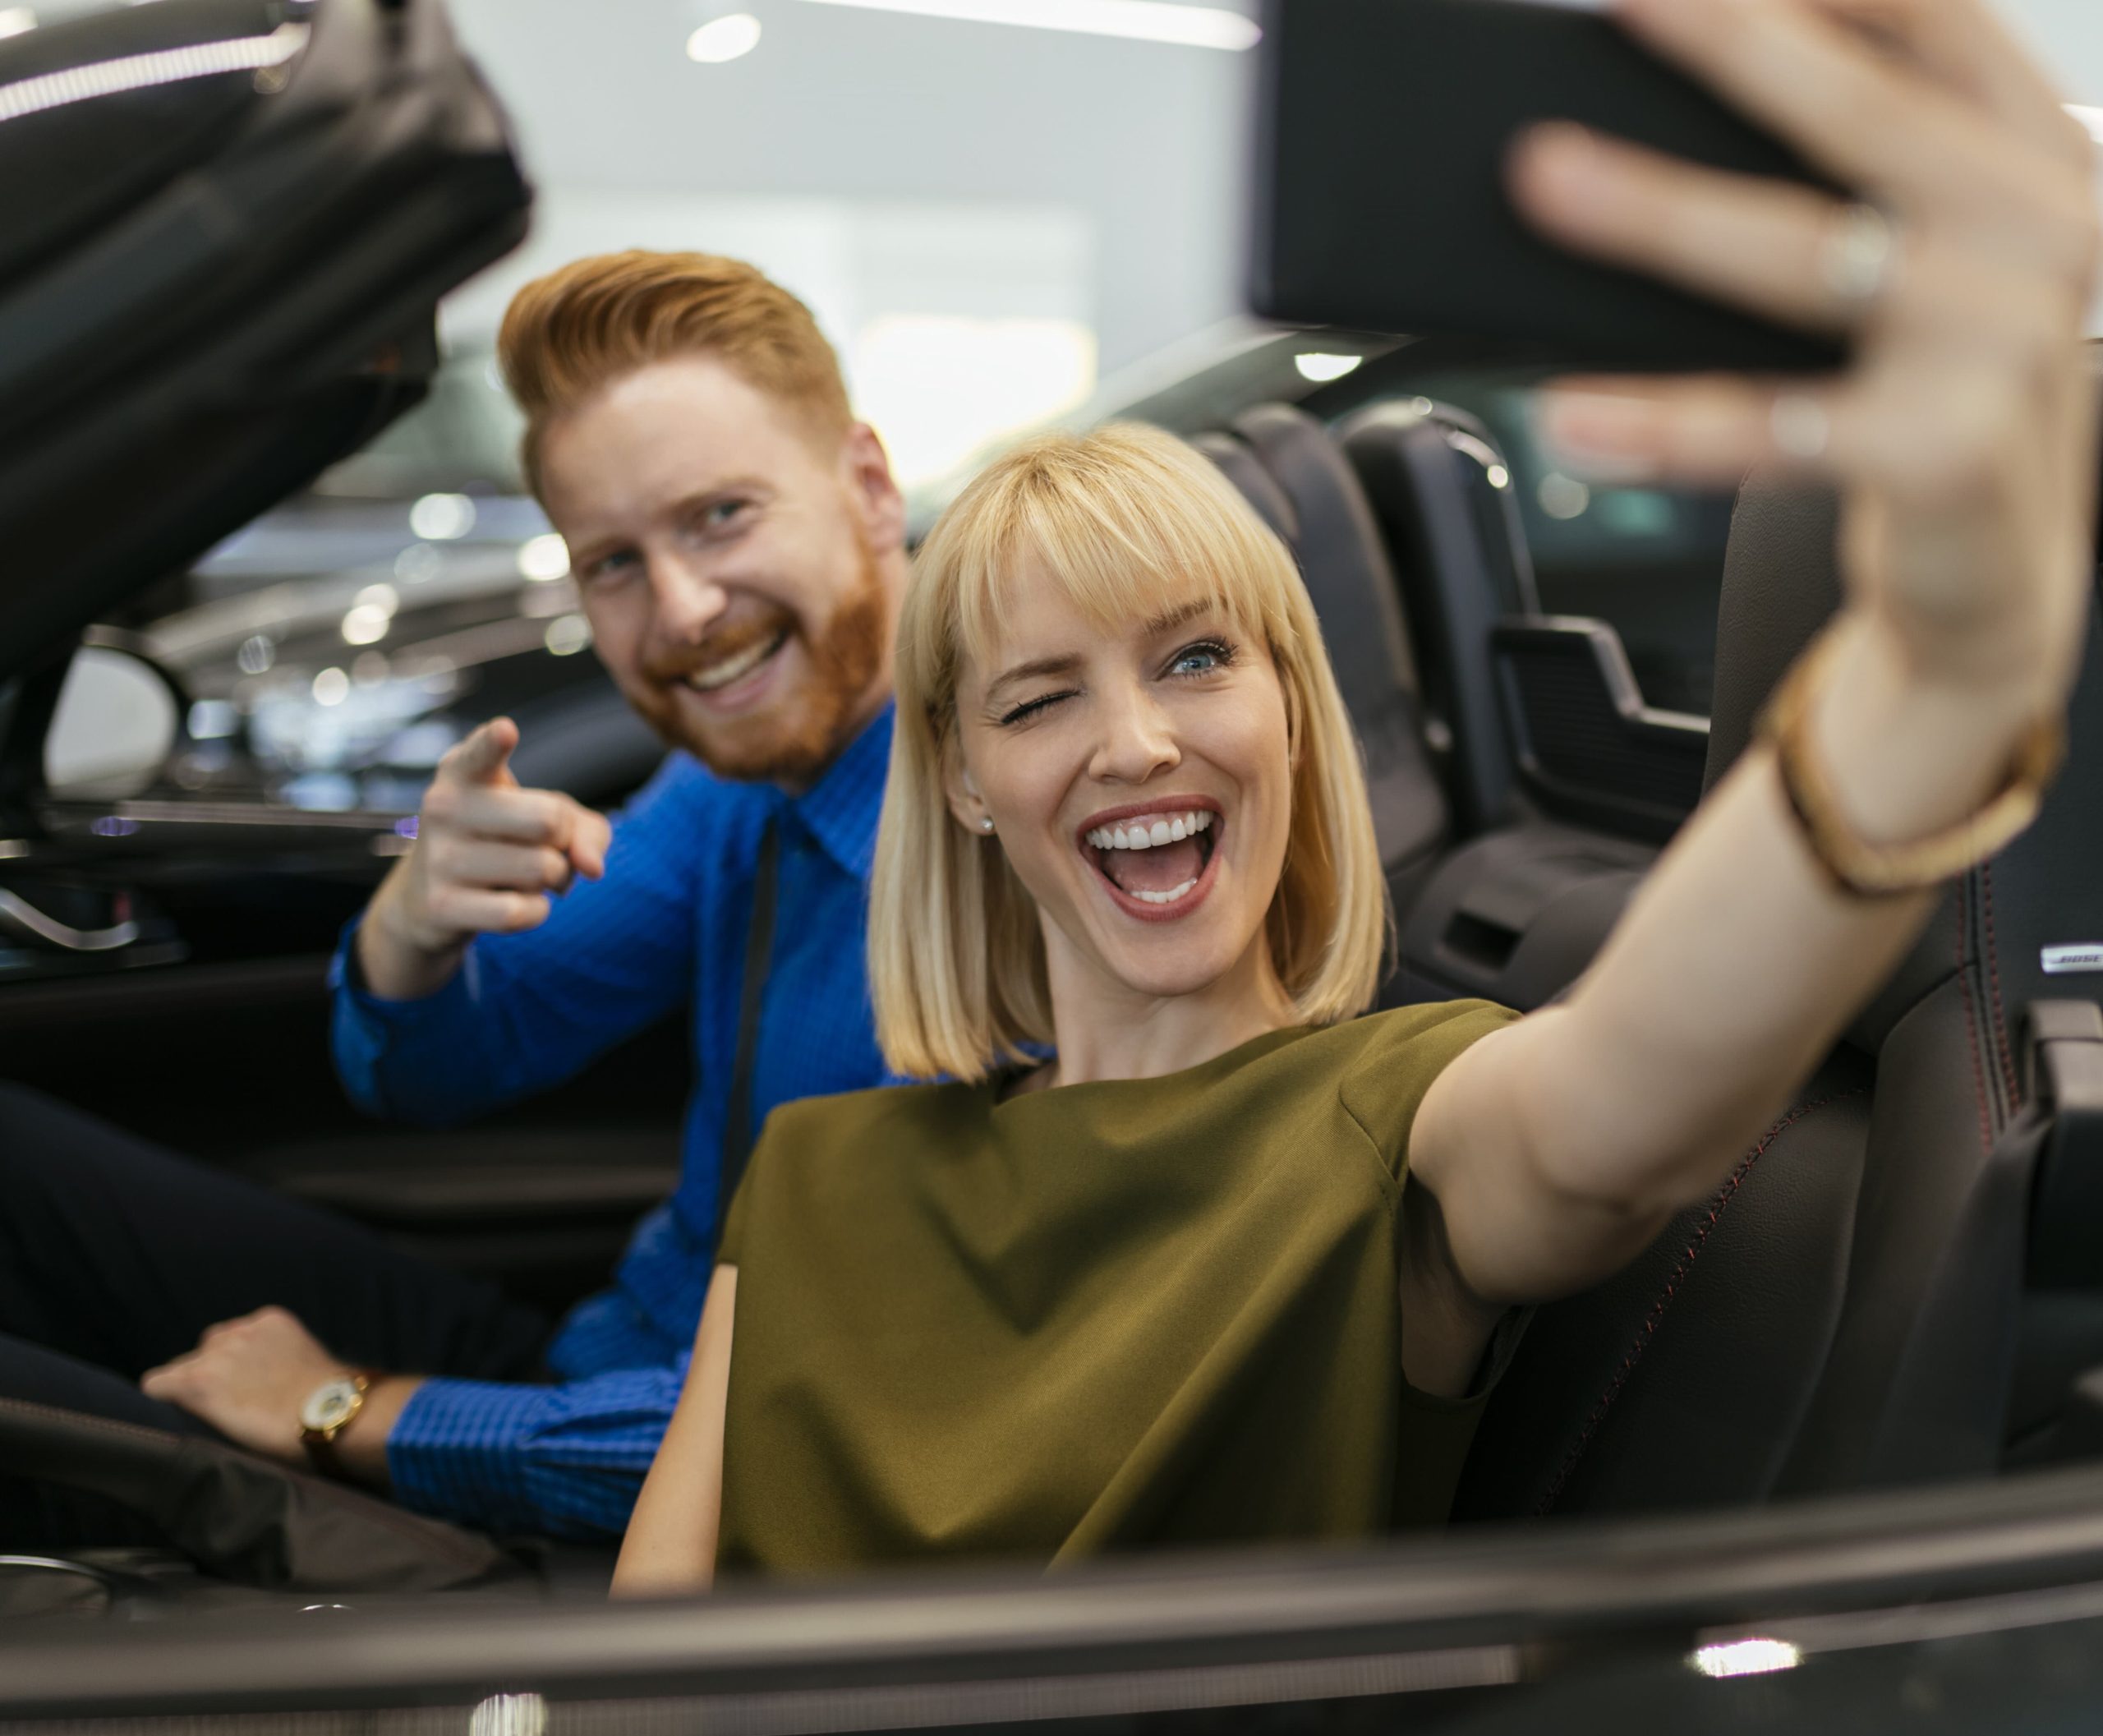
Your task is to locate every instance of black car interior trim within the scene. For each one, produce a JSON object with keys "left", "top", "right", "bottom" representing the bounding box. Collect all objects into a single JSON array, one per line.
[{"left": 15, "top": 1458, "right": 2103, "bottom": 1720}]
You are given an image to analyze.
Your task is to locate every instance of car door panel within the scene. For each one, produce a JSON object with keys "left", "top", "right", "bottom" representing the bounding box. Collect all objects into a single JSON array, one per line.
[{"left": 0, "top": 895, "right": 687, "bottom": 1318}]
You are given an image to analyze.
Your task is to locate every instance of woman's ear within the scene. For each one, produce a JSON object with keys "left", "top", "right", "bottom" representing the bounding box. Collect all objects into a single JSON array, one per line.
[{"left": 938, "top": 733, "right": 993, "bottom": 836}]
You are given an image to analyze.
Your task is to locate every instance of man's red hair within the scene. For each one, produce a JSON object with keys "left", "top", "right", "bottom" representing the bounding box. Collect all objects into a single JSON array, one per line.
[{"left": 498, "top": 250, "right": 853, "bottom": 494}]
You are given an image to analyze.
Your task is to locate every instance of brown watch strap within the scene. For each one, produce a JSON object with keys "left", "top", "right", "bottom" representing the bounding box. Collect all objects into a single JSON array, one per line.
[{"left": 301, "top": 1424, "right": 347, "bottom": 1479}]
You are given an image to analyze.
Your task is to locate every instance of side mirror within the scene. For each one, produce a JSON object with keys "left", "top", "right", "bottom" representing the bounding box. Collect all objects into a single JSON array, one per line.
[{"left": 42, "top": 646, "right": 181, "bottom": 799}]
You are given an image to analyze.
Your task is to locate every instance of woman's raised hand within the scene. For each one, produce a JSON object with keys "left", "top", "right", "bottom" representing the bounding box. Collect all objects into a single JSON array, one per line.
[
  {"left": 1406, "top": 0, "right": 2103, "bottom": 1345},
  {"left": 1508, "top": 0, "right": 2100, "bottom": 714}
]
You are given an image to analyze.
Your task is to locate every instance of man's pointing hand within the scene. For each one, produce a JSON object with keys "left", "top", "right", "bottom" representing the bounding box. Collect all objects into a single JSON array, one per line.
[{"left": 356, "top": 717, "right": 614, "bottom": 1001}]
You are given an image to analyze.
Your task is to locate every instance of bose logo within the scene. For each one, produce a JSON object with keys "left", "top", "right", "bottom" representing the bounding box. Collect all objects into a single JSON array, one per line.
[{"left": 2041, "top": 945, "right": 2103, "bottom": 975}]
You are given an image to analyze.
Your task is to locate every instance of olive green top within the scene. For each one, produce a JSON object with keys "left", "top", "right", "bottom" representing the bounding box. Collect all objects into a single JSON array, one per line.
[{"left": 716, "top": 1000, "right": 1521, "bottom": 1576}]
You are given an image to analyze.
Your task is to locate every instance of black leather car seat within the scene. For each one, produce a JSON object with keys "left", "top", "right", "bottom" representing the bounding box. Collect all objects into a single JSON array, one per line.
[
  {"left": 1190, "top": 404, "right": 1451, "bottom": 943},
  {"left": 1451, "top": 472, "right": 2103, "bottom": 1520},
  {"left": 1337, "top": 401, "right": 1700, "bottom": 1013},
  {"left": 1337, "top": 399, "right": 1539, "bottom": 836}
]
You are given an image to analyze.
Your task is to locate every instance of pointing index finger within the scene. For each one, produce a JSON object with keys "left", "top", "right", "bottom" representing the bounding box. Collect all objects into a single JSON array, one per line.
[{"left": 442, "top": 717, "right": 520, "bottom": 788}]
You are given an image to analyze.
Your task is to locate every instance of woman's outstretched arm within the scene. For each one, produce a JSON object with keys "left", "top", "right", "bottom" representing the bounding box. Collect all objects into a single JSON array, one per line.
[
  {"left": 612, "top": 1266, "right": 737, "bottom": 1597},
  {"left": 1408, "top": 0, "right": 2100, "bottom": 1355}
]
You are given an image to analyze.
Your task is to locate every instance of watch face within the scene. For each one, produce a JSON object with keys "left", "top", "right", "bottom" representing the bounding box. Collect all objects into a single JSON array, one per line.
[{"left": 300, "top": 1379, "right": 361, "bottom": 1434}]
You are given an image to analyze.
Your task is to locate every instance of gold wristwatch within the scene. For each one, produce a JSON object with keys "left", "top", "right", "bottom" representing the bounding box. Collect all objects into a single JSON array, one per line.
[{"left": 298, "top": 1371, "right": 375, "bottom": 1477}]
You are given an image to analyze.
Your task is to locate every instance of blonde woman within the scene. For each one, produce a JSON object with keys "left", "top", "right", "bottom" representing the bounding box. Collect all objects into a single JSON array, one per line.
[{"left": 615, "top": 0, "right": 2099, "bottom": 1591}]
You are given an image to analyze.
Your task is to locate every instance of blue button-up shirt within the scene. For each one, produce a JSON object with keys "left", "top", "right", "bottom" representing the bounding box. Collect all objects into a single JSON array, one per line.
[{"left": 328, "top": 705, "right": 895, "bottom": 1539}]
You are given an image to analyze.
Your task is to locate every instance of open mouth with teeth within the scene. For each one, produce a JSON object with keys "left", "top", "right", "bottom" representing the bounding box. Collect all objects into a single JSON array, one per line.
[
  {"left": 682, "top": 629, "right": 790, "bottom": 697},
  {"left": 1082, "top": 807, "right": 1222, "bottom": 918}
]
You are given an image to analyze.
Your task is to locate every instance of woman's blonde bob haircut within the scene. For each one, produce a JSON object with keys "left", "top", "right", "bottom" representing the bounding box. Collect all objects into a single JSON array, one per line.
[{"left": 870, "top": 421, "right": 1392, "bottom": 1082}]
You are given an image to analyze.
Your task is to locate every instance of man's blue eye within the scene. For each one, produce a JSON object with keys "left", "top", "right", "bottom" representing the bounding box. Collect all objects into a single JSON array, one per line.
[{"left": 585, "top": 550, "right": 637, "bottom": 583}]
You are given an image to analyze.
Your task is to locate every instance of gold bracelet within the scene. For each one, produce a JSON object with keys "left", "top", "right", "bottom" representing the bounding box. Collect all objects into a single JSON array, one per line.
[{"left": 1758, "top": 630, "right": 2064, "bottom": 898}]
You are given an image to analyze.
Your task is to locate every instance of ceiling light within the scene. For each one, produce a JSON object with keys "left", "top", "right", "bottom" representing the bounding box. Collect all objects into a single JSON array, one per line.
[
  {"left": 1294, "top": 352, "right": 1361, "bottom": 383},
  {"left": 545, "top": 615, "right": 594, "bottom": 657},
  {"left": 340, "top": 605, "right": 391, "bottom": 647},
  {"left": 409, "top": 492, "right": 476, "bottom": 541},
  {"left": 311, "top": 668, "right": 350, "bottom": 707},
  {"left": 1690, "top": 1638, "right": 1802, "bottom": 1679},
  {"left": 688, "top": 12, "right": 762, "bottom": 62},
  {"left": 517, "top": 533, "right": 570, "bottom": 581},
  {"left": 0, "top": 9, "right": 38, "bottom": 39},
  {"left": 794, "top": 0, "right": 1259, "bottom": 52}
]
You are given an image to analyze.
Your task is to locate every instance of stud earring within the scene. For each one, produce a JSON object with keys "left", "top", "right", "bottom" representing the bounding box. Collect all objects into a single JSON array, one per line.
[{"left": 981, "top": 817, "right": 995, "bottom": 833}]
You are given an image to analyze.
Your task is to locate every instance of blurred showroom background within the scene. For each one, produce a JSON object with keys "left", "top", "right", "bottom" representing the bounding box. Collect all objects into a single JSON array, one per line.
[
  {"left": 435, "top": 0, "right": 2103, "bottom": 492},
  {"left": 15, "top": 0, "right": 2103, "bottom": 817},
  {"left": 350, "top": 0, "right": 2103, "bottom": 497}
]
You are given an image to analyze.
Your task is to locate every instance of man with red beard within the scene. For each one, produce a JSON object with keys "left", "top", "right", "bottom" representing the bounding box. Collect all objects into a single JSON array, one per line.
[{"left": 0, "top": 255, "right": 908, "bottom": 1548}]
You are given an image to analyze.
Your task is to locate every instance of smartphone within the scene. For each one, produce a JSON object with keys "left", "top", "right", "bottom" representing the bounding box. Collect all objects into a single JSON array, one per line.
[{"left": 1249, "top": 0, "right": 1848, "bottom": 371}]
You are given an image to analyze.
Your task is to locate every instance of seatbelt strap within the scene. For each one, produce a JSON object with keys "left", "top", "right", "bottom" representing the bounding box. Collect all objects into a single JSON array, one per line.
[{"left": 717, "top": 814, "right": 780, "bottom": 1240}]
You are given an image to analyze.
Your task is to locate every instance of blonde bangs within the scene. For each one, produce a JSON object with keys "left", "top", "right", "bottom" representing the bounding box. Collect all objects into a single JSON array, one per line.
[
  {"left": 870, "top": 421, "right": 1391, "bottom": 1082},
  {"left": 946, "top": 428, "right": 1298, "bottom": 686}
]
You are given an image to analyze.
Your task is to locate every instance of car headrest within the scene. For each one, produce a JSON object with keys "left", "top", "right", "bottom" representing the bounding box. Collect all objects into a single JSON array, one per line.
[
  {"left": 1705, "top": 468, "right": 2103, "bottom": 1057},
  {"left": 1226, "top": 403, "right": 1422, "bottom": 714},
  {"left": 1191, "top": 403, "right": 1447, "bottom": 886},
  {"left": 1701, "top": 476, "right": 1843, "bottom": 794},
  {"left": 1337, "top": 398, "right": 1540, "bottom": 615},
  {"left": 1187, "top": 430, "right": 1297, "bottom": 546},
  {"left": 1338, "top": 398, "right": 1543, "bottom": 834}
]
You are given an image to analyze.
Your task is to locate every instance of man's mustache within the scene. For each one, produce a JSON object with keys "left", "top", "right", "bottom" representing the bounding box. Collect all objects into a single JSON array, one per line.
[{"left": 642, "top": 603, "right": 797, "bottom": 684}]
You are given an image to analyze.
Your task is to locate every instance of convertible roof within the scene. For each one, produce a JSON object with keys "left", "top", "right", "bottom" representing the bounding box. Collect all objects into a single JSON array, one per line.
[{"left": 0, "top": 0, "right": 529, "bottom": 684}]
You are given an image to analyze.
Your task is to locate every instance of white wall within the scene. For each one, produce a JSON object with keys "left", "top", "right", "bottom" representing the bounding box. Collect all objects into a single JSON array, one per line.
[
  {"left": 442, "top": 0, "right": 2103, "bottom": 390},
  {"left": 444, "top": 0, "right": 1254, "bottom": 375}
]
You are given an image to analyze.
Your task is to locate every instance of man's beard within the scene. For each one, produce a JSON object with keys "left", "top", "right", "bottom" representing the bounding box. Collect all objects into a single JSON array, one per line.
[{"left": 637, "top": 536, "right": 888, "bottom": 787}]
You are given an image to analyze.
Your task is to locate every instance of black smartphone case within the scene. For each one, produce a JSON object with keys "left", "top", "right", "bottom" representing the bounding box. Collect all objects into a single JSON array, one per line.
[{"left": 1250, "top": 0, "right": 1846, "bottom": 371}]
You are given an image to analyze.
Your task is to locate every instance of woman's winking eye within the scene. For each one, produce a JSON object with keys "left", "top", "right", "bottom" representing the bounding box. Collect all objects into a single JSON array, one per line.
[
  {"left": 996, "top": 687, "right": 1075, "bottom": 728},
  {"left": 994, "top": 634, "right": 1238, "bottom": 728}
]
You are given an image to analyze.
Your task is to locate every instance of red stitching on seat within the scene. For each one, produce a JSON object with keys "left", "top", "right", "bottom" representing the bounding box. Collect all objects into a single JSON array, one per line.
[
  {"left": 1956, "top": 887, "right": 1994, "bottom": 1154},
  {"left": 1981, "top": 860, "right": 2018, "bottom": 1107},
  {"left": 1532, "top": 1089, "right": 1867, "bottom": 1517}
]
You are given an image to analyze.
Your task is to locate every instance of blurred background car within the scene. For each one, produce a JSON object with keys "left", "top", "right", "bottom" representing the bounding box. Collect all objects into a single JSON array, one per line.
[{"left": 99, "top": 322, "right": 1737, "bottom": 838}]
